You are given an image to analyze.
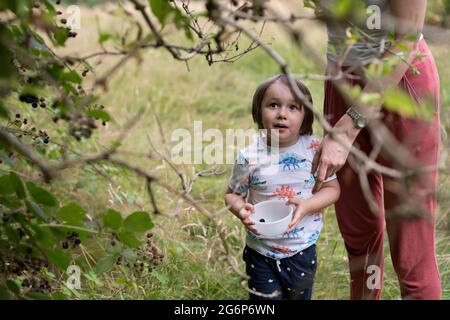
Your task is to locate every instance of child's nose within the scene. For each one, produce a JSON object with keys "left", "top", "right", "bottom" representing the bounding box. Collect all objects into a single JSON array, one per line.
[{"left": 277, "top": 106, "right": 288, "bottom": 118}]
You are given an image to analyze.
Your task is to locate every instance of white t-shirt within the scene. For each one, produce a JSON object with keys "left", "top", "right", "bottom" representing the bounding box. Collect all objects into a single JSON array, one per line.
[{"left": 228, "top": 134, "right": 336, "bottom": 260}]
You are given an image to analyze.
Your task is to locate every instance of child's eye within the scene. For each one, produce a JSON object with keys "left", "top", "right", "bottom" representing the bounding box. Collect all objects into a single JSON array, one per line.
[
  {"left": 269, "top": 103, "right": 279, "bottom": 108},
  {"left": 289, "top": 105, "right": 299, "bottom": 111}
]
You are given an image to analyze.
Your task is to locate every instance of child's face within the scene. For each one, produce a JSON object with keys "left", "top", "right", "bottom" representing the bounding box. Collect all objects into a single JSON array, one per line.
[{"left": 261, "top": 81, "right": 305, "bottom": 147}]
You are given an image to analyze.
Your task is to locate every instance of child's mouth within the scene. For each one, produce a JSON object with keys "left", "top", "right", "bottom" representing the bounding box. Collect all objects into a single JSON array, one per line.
[{"left": 273, "top": 124, "right": 288, "bottom": 131}]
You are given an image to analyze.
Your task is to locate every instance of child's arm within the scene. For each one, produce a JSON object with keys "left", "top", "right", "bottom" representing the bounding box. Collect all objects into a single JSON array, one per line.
[
  {"left": 224, "top": 188, "right": 259, "bottom": 234},
  {"left": 286, "top": 179, "right": 340, "bottom": 233}
]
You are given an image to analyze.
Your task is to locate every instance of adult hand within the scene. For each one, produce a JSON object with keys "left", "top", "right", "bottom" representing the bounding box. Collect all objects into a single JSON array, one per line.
[{"left": 311, "top": 133, "right": 350, "bottom": 193}]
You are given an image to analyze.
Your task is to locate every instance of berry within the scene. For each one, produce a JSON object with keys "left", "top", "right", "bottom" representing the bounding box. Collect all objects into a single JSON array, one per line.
[
  {"left": 74, "top": 239, "right": 81, "bottom": 245},
  {"left": 60, "top": 18, "right": 67, "bottom": 24},
  {"left": 32, "top": 102, "right": 38, "bottom": 108},
  {"left": 62, "top": 241, "right": 69, "bottom": 249},
  {"left": 16, "top": 113, "right": 20, "bottom": 118},
  {"left": 19, "top": 93, "right": 38, "bottom": 104},
  {"left": 23, "top": 118, "right": 28, "bottom": 125}
]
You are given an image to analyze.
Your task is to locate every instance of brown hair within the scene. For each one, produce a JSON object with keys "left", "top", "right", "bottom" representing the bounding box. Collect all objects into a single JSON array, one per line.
[{"left": 251, "top": 74, "right": 314, "bottom": 135}]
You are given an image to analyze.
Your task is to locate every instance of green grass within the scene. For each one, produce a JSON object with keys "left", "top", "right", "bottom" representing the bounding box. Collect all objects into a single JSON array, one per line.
[{"left": 23, "top": 4, "right": 450, "bottom": 299}]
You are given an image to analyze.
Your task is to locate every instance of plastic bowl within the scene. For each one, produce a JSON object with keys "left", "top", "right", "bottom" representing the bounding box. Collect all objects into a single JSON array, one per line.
[{"left": 252, "top": 199, "right": 294, "bottom": 236}]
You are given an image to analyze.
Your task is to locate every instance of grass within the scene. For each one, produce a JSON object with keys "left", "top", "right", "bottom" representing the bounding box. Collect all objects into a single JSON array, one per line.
[{"left": 21, "top": 2, "right": 450, "bottom": 299}]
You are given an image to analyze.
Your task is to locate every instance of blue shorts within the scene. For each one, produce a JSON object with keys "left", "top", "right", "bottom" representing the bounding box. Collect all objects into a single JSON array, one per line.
[{"left": 243, "top": 244, "right": 317, "bottom": 300}]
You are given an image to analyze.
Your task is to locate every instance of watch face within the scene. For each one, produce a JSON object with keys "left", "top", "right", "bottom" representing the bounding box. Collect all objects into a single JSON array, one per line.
[{"left": 356, "top": 118, "right": 366, "bottom": 128}]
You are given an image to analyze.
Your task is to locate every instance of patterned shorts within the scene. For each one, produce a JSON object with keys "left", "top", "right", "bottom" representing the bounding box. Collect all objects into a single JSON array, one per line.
[{"left": 243, "top": 244, "right": 317, "bottom": 300}]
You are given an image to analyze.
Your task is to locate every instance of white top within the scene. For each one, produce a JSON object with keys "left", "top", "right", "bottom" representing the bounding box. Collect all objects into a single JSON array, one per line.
[{"left": 228, "top": 134, "right": 336, "bottom": 260}]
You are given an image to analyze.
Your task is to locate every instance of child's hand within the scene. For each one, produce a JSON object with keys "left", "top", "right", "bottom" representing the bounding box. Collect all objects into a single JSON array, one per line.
[
  {"left": 238, "top": 203, "right": 259, "bottom": 234},
  {"left": 285, "top": 197, "right": 308, "bottom": 233}
]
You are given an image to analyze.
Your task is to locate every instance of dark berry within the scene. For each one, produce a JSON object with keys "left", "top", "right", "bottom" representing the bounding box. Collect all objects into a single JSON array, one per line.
[
  {"left": 19, "top": 93, "right": 38, "bottom": 104},
  {"left": 62, "top": 241, "right": 69, "bottom": 249},
  {"left": 23, "top": 118, "right": 28, "bottom": 125},
  {"left": 16, "top": 113, "right": 20, "bottom": 118},
  {"left": 74, "top": 239, "right": 81, "bottom": 245},
  {"left": 60, "top": 18, "right": 67, "bottom": 24},
  {"left": 32, "top": 102, "right": 38, "bottom": 108}
]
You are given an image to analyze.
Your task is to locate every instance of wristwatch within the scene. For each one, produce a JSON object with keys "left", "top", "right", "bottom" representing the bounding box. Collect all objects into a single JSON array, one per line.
[{"left": 346, "top": 107, "right": 368, "bottom": 129}]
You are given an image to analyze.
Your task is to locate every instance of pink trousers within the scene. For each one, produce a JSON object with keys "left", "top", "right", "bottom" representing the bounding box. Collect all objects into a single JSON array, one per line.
[{"left": 324, "top": 39, "right": 442, "bottom": 299}]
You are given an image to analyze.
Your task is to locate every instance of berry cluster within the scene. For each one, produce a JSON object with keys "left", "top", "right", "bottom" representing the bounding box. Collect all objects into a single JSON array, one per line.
[
  {"left": 0, "top": 253, "right": 52, "bottom": 294},
  {"left": 139, "top": 232, "right": 164, "bottom": 271},
  {"left": 19, "top": 94, "right": 47, "bottom": 109},
  {"left": 115, "top": 232, "right": 164, "bottom": 273},
  {"left": 61, "top": 231, "right": 81, "bottom": 249},
  {"left": 69, "top": 114, "right": 97, "bottom": 141}
]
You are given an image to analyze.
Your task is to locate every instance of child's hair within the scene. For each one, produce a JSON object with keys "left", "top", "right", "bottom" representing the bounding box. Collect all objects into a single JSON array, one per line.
[{"left": 251, "top": 74, "right": 314, "bottom": 135}]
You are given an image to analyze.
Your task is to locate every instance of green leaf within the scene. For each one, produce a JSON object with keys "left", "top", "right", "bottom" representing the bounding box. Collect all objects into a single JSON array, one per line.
[
  {"left": 26, "top": 182, "right": 59, "bottom": 207},
  {"left": 51, "top": 292, "right": 69, "bottom": 300},
  {"left": 103, "top": 208, "right": 123, "bottom": 230},
  {"left": 56, "top": 203, "right": 85, "bottom": 226},
  {"left": 26, "top": 292, "right": 52, "bottom": 300},
  {"left": 54, "top": 27, "right": 69, "bottom": 46},
  {"left": 0, "top": 175, "right": 14, "bottom": 194},
  {"left": 96, "top": 255, "right": 117, "bottom": 274},
  {"left": 117, "top": 231, "right": 141, "bottom": 248},
  {"left": 9, "top": 172, "right": 25, "bottom": 199},
  {"left": 6, "top": 280, "right": 20, "bottom": 296},
  {"left": 0, "top": 285, "right": 11, "bottom": 300},
  {"left": 45, "top": 248, "right": 71, "bottom": 270},
  {"left": 98, "top": 32, "right": 113, "bottom": 44},
  {"left": 85, "top": 109, "right": 112, "bottom": 122},
  {"left": 149, "top": 0, "right": 173, "bottom": 26},
  {"left": 152, "top": 271, "right": 168, "bottom": 285},
  {"left": 121, "top": 248, "right": 138, "bottom": 263},
  {"left": 383, "top": 88, "right": 419, "bottom": 118},
  {"left": 84, "top": 270, "right": 102, "bottom": 285},
  {"left": 4, "top": 225, "right": 20, "bottom": 243},
  {"left": 0, "top": 102, "right": 9, "bottom": 119},
  {"left": 26, "top": 199, "right": 49, "bottom": 222},
  {"left": 62, "top": 71, "right": 82, "bottom": 84},
  {"left": 124, "top": 211, "right": 154, "bottom": 233}
]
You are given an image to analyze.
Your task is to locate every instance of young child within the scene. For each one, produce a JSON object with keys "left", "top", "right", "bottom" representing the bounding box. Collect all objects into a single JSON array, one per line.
[{"left": 225, "top": 74, "right": 340, "bottom": 300}]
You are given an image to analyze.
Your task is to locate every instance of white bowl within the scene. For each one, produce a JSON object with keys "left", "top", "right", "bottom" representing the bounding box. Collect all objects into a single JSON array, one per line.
[{"left": 252, "top": 199, "right": 294, "bottom": 236}]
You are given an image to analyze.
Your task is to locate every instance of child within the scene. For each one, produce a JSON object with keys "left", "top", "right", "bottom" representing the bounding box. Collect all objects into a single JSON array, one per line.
[{"left": 224, "top": 74, "right": 340, "bottom": 300}]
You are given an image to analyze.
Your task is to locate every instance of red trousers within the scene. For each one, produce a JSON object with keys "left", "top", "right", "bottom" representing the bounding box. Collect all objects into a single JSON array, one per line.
[{"left": 324, "top": 39, "right": 442, "bottom": 300}]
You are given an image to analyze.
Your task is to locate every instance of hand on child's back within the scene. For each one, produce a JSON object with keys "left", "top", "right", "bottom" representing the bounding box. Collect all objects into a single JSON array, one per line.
[{"left": 238, "top": 203, "right": 259, "bottom": 234}]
